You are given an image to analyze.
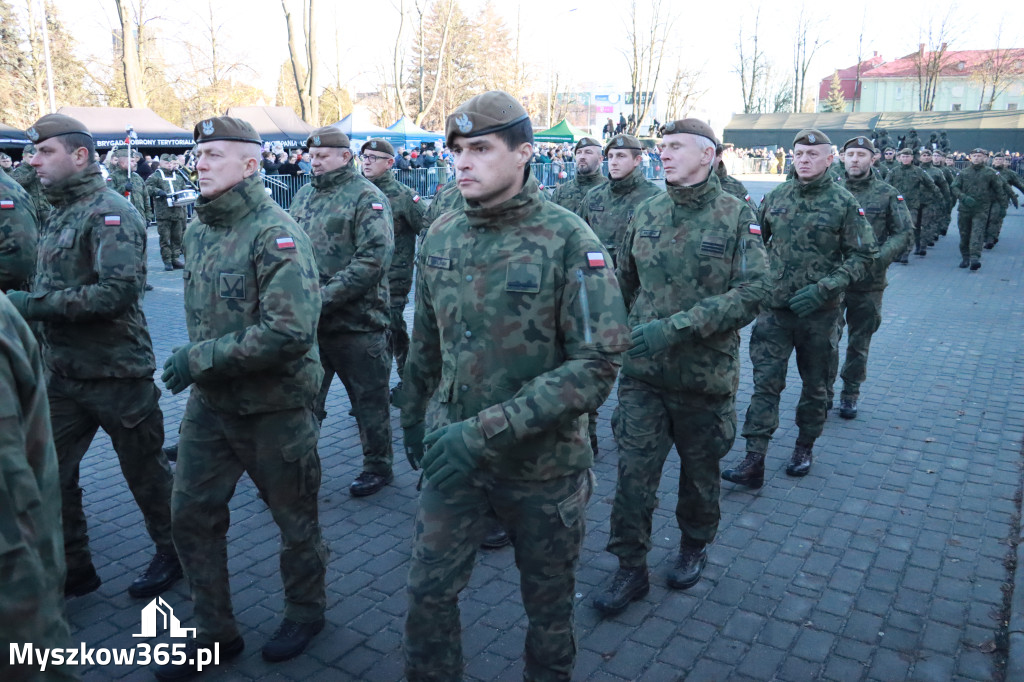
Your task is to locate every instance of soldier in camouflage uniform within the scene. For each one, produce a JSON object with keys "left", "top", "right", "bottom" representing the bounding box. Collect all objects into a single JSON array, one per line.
[
  {"left": 360, "top": 138, "right": 428, "bottom": 394},
  {"left": 425, "top": 176, "right": 462, "bottom": 224},
  {"left": 879, "top": 147, "right": 897, "bottom": 175},
  {"left": 157, "top": 117, "right": 327, "bottom": 677},
  {"left": 721, "top": 129, "right": 877, "bottom": 487},
  {"left": 0, "top": 153, "right": 12, "bottom": 174},
  {"left": 951, "top": 148, "right": 1006, "bottom": 270},
  {"left": 715, "top": 144, "right": 759, "bottom": 213},
  {"left": 108, "top": 148, "right": 152, "bottom": 224},
  {"left": 826, "top": 137, "right": 913, "bottom": 419},
  {"left": 0, "top": 170, "right": 38, "bottom": 292},
  {"left": 987, "top": 153, "right": 1024, "bottom": 248},
  {"left": 394, "top": 91, "right": 630, "bottom": 682},
  {"left": 593, "top": 120, "right": 770, "bottom": 617},
  {"left": 918, "top": 149, "right": 951, "bottom": 247},
  {"left": 145, "top": 154, "right": 188, "bottom": 270},
  {"left": 0, "top": 294, "right": 78, "bottom": 682},
  {"left": 11, "top": 144, "right": 52, "bottom": 226},
  {"left": 550, "top": 136, "right": 608, "bottom": 213},
  {"left": 8, "top": 114, "right": 179, "bottom": 601},
  {"left": 291, "top": 127, "right": 395, "bottom": 498},
  {"left": 885, "top": 148, "right": 939, "bottom": 258},
  {"left": 932, "top": 150, "right": 957, "bottom": 235}
]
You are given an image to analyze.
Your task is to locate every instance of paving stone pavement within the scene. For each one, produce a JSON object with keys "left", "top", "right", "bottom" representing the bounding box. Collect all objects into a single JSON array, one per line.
[{"left": 62, "top": 178, "right": 1024, "bottom": 681}]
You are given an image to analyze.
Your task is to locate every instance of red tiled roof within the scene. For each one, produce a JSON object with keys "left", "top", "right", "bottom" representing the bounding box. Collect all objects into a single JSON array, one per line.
[
  {"left": 861, "top": 48, "right": 1024, "bottom": 78},
  {"left": 818, "top": 56, "right": 886, "bottom": 101}
]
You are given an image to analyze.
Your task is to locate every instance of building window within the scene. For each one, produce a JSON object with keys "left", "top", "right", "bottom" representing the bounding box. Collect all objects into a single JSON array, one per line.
[
  {"left": 951, "top": 103, "right": 962, "bottom": 111},
  {"left": 895, "top": 86, "right": 902, "bottom": 100},
  {"left": 1009, "top": 103, "right": 1019, "bottom": 111}
]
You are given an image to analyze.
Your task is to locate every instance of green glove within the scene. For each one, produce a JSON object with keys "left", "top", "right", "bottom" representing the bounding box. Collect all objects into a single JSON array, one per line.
[
  {"left": 5, "top": 290, "right": 32, "bottom": 318},
  {"left": 161, "top": 343, "right": 195, "bottom": 394},
  {"left": 1013, "top": 196, "right": 1019, "bottom": 209},
  {"left": 403, "top": 421, "right": 426, "bottom": 471},
  {"left": 960, "top": 196, "right": 978, "bottom": 211},
  {"left": 421, "top": 422, "right": 481, "bottom": 494},
  {"left": 788, "top": 284, "right": 827, "bottom": 318},
  {"left": 629, "top": 316, "right": 693, "bottom": 359}
]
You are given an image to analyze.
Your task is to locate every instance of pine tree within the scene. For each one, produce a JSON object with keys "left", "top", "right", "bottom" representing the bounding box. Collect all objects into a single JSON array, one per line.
[{"left": 825, "top": 70, "right": 846, "bottom": 112}]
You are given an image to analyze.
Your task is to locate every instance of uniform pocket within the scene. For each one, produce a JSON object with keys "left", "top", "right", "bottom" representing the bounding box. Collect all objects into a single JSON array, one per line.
[{"left": 556, "top": 471, "right": 595, "bottom": 528}]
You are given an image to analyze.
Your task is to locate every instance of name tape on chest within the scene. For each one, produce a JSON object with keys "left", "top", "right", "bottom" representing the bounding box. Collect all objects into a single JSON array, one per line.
[
  {"left": 749, "top": 223, "right": 762, "bottom": 235},
  {"left": 638, "top": 229, "right": 661, "bottom": 239},
  {"left": 587, "top": 251, "right": 606, "bottom": 268},
  {"left": 0, "top": 200, "right": 13, "bottom": 210},
  {"left": 104, "top": 215, "right": 121, "bottom": 226},
  {"left": 426, "top": 255, "right": 452, "bottom": 270},
  {"left": 276, "top": 236, "right": 296, "bottom": 250}
]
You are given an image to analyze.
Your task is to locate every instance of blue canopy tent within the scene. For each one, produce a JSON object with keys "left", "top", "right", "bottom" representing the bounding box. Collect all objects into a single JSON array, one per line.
[
  {"left": 387, "top": 117, "right": 444, "bottom": 149},
  {"left": 334, "top": 110, "right": 403, "bottom": 146}
]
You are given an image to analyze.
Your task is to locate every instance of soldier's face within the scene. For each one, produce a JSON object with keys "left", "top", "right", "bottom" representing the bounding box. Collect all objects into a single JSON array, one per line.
[
  {"left": 0, "top": 157, "right": 10, "bottom": 168},
  {"left": 606, "top": 149, "right": 640, "bottom": 180},
  {"left": 993, "top": 158, "right": 1005, "bottom": 168},
  {"left": 884, "top": 151, "right": 894, "bottom": 160},
  {"left": 792, "top": 144, "right": 832, "bottom": 182},
  {"left": 575, "top": 146, "right": 602, "bottom": 175},
  {"left": 660, "top": 133, "right": 713, "bottom": 186},
  {"left": 843, "top": 148, "right": 872, "bottom": 179},
  {"left": 970, "top": 152, "right": 986, "bottom": 166},
  {"left": 309, "top": 147, "right": 349, "bottom": 176},
  {"left": 195, "top": 140, "right": 258, "bottom": 199},
  {"left": 160, "top": 160, "right": 174, "bottom": 170},
  {"left": 360, "top": 151, "right": 394, "bottom": 179},
  {"left": 899, "top": 153, "right": 913, "bottom": 166},
  {"left": 920, "top": 153, "right": 932, "bottom": 164},
  {"left": 30, "top": 138, "right": 88, "bottom": 186},
  {"left": 450, "top": 133, "right": 532, "bottom": 209}
]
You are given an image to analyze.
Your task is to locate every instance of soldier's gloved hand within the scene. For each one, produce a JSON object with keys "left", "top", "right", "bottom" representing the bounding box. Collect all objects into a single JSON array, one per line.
[
  {"left": 629, "top": 315, "right": 693, "bottom": 359},
  {"left": 403, "top": 421, "right": 426, "bottom": 470},
  {"left": 788, "top": 284, "right": 827, "bottom": 318},
  {"left": 1013, "top": 196, "right": 1020, "bottom": 209},
  {"left": 161, "top": 343, "right": 195, "bottom": 395},
  {"left": 5, "top": 290, "right": 33, "bottom": 318},
  {"left": 421, "top": 421, "right": 481, "bottom": 494},
  {"left": 960, "top": 196, "right": 978, "bottom": 211}
]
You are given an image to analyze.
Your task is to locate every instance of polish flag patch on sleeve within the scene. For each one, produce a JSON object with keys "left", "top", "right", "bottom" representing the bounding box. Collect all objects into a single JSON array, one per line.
[
  {"left": 372, "top": 202, "right": 384, "bottom": 210},
  {"left": 858, "top": 208, "right": 865, "bottom": 216},
  {"left": 276, "top": 236, "right": 296, "bottom": 250},
  {"left": 749, "top": 223, "right": 762, "bottom": 235},
  {"left": 897, "top": 194, "right": 905, "bottom": 202},
  {"left": 587, "top": 251, "right": 606, "bottom": 268},
  {"left": 104, "top": 215, "right": 121, "bottom": 226},
  {"left": 413, "top": 195, "right": 421, "bottom": 203},
  {"left": 0, "top": 200, "right": 14, "bottom": 210}
]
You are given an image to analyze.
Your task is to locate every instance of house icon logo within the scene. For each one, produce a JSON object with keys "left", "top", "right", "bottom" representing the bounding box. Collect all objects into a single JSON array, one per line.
[{"left": 133, "top": 597, "right": 197, "bottom": 638}]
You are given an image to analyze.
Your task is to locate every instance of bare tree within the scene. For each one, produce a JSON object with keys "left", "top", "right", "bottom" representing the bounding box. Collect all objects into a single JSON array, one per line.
[
  {"left": 735, "top": 8, "right": 767, "bottom": 114},
  {"left": 113, "top": 0, "right": 146, "bottom": 106},
  {"left": 623, "top": 0, "right": 672, "bottom": 134},
  {"left": 791, "top": 5, "right": 827, "bottom": 113},
  {"left": 391, "top": 0, "right": 456, "bottom": 127},
  {"left": 910, "top": 7, "right": 958, "bottom": 111},
  {"left": 663, "top": 61, "right": 707, "bottom": 120},
  {"left": 281, "top": 0, "right": 318, "bottom": 124},
  {"left": 973, "top": 22, "right": 1024, "bottom": 110}
]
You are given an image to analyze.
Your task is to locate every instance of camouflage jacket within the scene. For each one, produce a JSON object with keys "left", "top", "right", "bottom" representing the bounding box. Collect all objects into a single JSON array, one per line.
[
  {"left": 716, "top": 168, "right": 759, "bottom": 214},
  {"left": 23, "top": 165, "right": 155, "bottom": 379},
  {"left": 291, "top": 164, "right": 393, "bottom": 334},
  {"left": 184, "top": 174, "right": 323, "bottom": 415},
  {"left": 758, "top": 170, "right": 878, "bottom": 310},
  {"left": 425, "top": 178, "right": 463, "bottom": 225},
  {"left": 399, "top": 176, "right": 630, "bottom": 480},
  {"left": 940, "top": 165, "right": 957, "bottom": 201},
  {"left": 550, "top": 171, "right": 608, "bottom": 214},
  {"left": 10, "top": 162, "right": 51, "bottom": 226},
  {"left": 144, "top": 169, "right": 189, "bottom": 221},
  {"left": 0, "top": 171, "right": 37, "bottom": 292},
  {"left": 842, "top": 173, "right": 914, "bottom": 291},
  {"left": 617, "top": 173, "right": 770, "bottom": 396},
  {"left": 578, "top": 166, "right": 662, "bottom": 259},
  {"left": 107, "top": 167, "right": 151, "bottom": 222},
  {"left": 370, "top": 171, "right": 427, "bottom": 299},
  {"left": 884, "top": 164, "right": 939, "bottom": 210},
  {"left": 920, "top": 162, "right": 951, "bottom": 207},
  {"left": 994, "top": 168, "right": 1024, "bottom": 207},
  {"left": 950, "top": 164, "right": 1005, "bottom": 214}
]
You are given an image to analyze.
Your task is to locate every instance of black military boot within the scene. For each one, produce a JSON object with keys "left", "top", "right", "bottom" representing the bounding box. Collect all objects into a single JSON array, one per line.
[
  {"left": 129, "top": 551, "right": 183, "bottom": 599},
  {"left": 667, "top": 542, "right": 707, "bottom": 590},
  {"left": 970, "top": 258, "right": 982, "bottom": 271},
  {"left": 154, "top": 635, "right": 245, "bottom": 680},
  {"left": 162, "top": 443, "right": 178, "bottom": 462},
  {"left": 959, "top": 258, "right": 969, "bottom": 268},
  {"left": 593, "top": 566, "right": 649, "bottom": 616},
  {"left": 163, "top": 261, "right": 174, "bottom": 271},
  {"left": 839, "top": 397, "right": 858, "bottom": 420},
  {"left": 785, "top": 444, "right": 813, "bottom": 477},
  {"left": 480, "top": 520, "right": 511, "bottom": 550},
  {"left": 65, "top": 563, "right": 102, "bottom": 598},
  {"left": 262, "top": 616, "right": 324, "bottom": 662},
  {"left": 172, "top": 258, "right": 185, "bottom": 269},
  {"left": 590, "top": 430, "right": 599, "bottom": 458},
  {"left": 349, "top": 471, "right": 393, "bottom": 497},
  {"left": 721, "top": 452, "right": 765, "bottom": 488},
  {"left": 984, "top": 241, "right": 994, "bottom": 249}
]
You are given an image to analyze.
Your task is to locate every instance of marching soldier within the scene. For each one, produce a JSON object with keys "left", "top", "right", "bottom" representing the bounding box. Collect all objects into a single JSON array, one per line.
[
  {"left": 951, "top": 148, "right": 1005, "bottom": 270},
  {"left": 108, "top": 148, "right": 151, "bottom": 224},
  {"left": 987, "top": 153, "right": 1024, "bottom": 248},
  {"left": 918, "top": 149, "right": 951, "bottom": 247},
  {"left": 145, "top": 154, "right": 188, "bottom": 270},
  {"left": 885, "top": 148, "right": 939, "bottom": 258},
  {"left": 550, "top": 137, "right": 608, "bottom": 213}
]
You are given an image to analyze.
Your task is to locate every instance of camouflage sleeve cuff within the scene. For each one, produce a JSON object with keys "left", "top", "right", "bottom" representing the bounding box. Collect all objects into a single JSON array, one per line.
[
  {"left": 475, "top": 404, "right": 516, "bottom": 454},
  {"left": 189, "top": 339, "right": 218, "bottom": 379}
]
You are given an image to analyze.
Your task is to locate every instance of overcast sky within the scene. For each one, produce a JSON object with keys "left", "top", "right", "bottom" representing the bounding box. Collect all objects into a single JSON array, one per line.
[{"left": 46, "top": 0, "right": 1024, "bottom": 132}]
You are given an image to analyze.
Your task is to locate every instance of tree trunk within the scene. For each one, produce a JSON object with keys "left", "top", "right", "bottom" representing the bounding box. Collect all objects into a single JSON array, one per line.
[
  {"left": 114, "top": 0, "right": 146, "bottom": 107},
  {"left": 282, "top": 0, "right": 310, "bottom": 121}
]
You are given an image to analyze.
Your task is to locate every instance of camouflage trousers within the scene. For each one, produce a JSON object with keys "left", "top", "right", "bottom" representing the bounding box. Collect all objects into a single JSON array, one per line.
[
  {"left": 986, "top": 203, "right": 1008, "bottom": 243},
  {"left": 827, "top": 290, "right": 885, "bottom": 403},
  {"left": 921, "top": 204, "right": 947, "bottom": 245},
  {"left": 389, "top": 295, "right": 410, "bottom": 380},
  {"left": 607, "top": 377, "right": 736, "bottom": 567},
  {"left": 156, "top": 215, "right": 186, "bottom": 264},
  {"left": 172, "top": 396, "right": 327, "bottom": 642},
  {"left": 405, "top": 469, "right": 593, "bottom": 682},
  {"left": 315, "top": 330, "right": 394, "bottom": 476},
  {"left": 741, "top": 306, "right": 840, "bottom": 454},
  {"left": 958, "top": 207, "right": 990, "bottom": 260},
  {"left": 48, "top": 374, "right": 173, "bottom": 574}
]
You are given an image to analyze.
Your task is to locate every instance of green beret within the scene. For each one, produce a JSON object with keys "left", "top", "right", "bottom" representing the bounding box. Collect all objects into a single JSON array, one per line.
[
  {"left": 841, "top": 136, "right": 875, "bottom": 153},
  {"left": 574, "top": 136, "right": 602, "bottom": 153},
  {"left": 793, "top": 129, "right": 830, "bottom": 146},
  {"left": 307, "top": 126, "right": 350, "bottom": 149},
  {"left": 993, "top": 152, "right": 1006, "bottom": 159},
  {"left": 919, "top": 148, "right": 933, "bottom": 156},
  {"left": 22, "top": 143, "right": 35, "bottom": 155},
  {"left": 660, "top": 118, "right": 719, "bottom": 146},
  {"left": 111, "top": 148, "right": 131, "bottom": 159},
  {"left": 932, "top": 150, "right": 944, "bottom": 157},
  {"left": 971, "top": 147, "right": 988, "bottom": 155},
  {"left": 883, "top": 147, "right": 895, "bottom": 152},
  {"left": 604, "top": 133, "right": 642, "bottom": 155},
  {"left": 445, "top": 90, "right": 531, "bottom": 147},
  {"left": 898, "top": 148, "right": 914, "bottom": 155},
  {"left": 26, "top": 113, "right": 92, "bottom": 144},
  {"left": 361, "top": 138, "right": 394, "bottom": 156},
  {"left": 194, "top": 116, "right": 261, "bottom": 145},
  {"left": 159, "top": 153, "right": 175, "bottom": 162}
]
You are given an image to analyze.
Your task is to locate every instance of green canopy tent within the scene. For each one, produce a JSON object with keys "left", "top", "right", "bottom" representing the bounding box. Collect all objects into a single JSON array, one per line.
[{"left": 534, "top": 118, "right": 590, "bottom": 143}]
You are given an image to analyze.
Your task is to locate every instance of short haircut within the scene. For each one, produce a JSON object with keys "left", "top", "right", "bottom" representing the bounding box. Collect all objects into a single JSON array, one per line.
[
  {"left": 56, "top": 132, "right": 96, "bottom": 157},
  {"left": 494, "top": 118, "right": 534, "bottom": 151}
]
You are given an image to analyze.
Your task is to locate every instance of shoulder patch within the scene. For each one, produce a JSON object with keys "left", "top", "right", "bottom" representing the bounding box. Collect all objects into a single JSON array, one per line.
[
  {"left": 857, "top": 208, "right": 865, "bottom": 216},
  {"left": 587, "top": 251, "right": 606, "bottom": 268},
  {"left": 749, "top": 223, "right": 762, "bottom": 235},
  {"left": 896, "top": 195, "right": 904, "bottom": 202},
  {"left": 104, "top": 215, "right": 121, "bottom": 226},
  {"left": 275, "top": 236, "right": 296, "bottom": 250},
  {"left": 0, "top": 200, "right": 14, "bottom": 210},
  {"left": 413, "top": 195, "right": 421, "bottom": 203},
  {"left": 371, "top": 202, "right": 384, "bottom": 210}
]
